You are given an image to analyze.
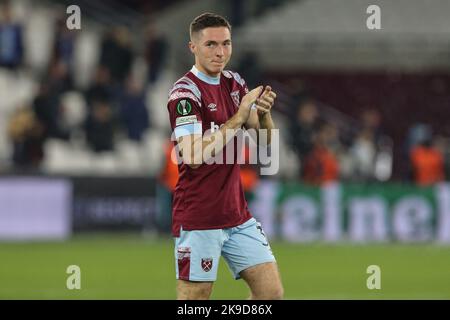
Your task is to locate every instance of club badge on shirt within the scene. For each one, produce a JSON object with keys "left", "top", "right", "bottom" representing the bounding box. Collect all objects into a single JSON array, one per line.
[{"left": 231, "top": 91, "right": 240, "bottom": 108}]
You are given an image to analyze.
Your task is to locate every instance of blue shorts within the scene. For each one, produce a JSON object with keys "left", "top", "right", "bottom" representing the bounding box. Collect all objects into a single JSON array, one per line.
[{"left": 174, "top": 218, "right": 276, "bottom": 281}]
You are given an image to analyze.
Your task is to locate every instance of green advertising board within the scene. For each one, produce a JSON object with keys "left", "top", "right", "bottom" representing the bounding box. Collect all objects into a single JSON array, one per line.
[{"left": 250, "top": 181, "right": 450, "bottom": 243}]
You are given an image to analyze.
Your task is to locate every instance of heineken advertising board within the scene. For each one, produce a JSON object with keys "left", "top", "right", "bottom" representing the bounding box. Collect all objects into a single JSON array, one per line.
[{"left": 250, "top": 181, "right": 450, "bottom": 243}]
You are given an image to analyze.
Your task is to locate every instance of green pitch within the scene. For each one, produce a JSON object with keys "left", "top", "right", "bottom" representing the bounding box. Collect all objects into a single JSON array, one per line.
[{"left": 0, "top": 234, "right": 449, "bottom": 299}]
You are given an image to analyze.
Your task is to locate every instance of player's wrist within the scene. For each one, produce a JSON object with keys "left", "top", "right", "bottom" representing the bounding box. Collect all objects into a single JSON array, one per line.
[
  {"left": 237, "top": 115, "right": 247, "bottom": 127},
  {"left": 234, "top": 110, "right": 248, "bottom": 127},
  {"left": 258, "top": 110, "right": 271, "bottom": 120}
]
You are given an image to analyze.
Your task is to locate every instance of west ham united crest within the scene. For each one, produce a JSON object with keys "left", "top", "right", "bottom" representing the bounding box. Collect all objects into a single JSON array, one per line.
[
  {"left": 201, "top": 258, "right": 213, "bottom": 272},
  {"left": 231, "top": 90, "right": 240, "bottom": 108}
]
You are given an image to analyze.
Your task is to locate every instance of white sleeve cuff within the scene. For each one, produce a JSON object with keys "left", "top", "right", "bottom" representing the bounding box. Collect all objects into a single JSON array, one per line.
[{"left": 174, "top": 123, "right": 202, "bottom": 139}]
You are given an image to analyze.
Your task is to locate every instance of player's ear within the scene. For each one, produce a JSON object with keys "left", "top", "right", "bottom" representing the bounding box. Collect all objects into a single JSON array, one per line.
[{"left": 188, "top": 41, "right": 195, "bottom": 54}]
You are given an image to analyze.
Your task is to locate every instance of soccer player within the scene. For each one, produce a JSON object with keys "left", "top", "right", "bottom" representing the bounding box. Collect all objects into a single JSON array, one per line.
[{"left": 167, "top": 12, "right": 283, "bottom": 300}]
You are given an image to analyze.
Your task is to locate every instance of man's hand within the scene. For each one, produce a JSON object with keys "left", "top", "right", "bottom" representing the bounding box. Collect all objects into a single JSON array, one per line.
[
  {"left": 236, "top": 86, "right": 264, "bottom": 125},
  {"left": 255, "top": 85, "right": 277, "bottom": 117}
]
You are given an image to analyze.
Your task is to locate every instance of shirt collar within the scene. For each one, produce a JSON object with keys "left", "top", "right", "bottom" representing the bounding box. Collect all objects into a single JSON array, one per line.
[{"left": 190, "top": 65, "right": 220, "bottom": 85}]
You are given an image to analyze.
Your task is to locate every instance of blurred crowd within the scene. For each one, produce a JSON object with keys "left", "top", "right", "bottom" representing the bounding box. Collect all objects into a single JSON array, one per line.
[
  {"left": 2, "top": 1, "right": 168, "bottom": 170},
  {"left": 1, "top": 0, "right": 449, "bottom": 189},
  {"left": 284, "top": 95, "right": 449, "bottom": 187}
]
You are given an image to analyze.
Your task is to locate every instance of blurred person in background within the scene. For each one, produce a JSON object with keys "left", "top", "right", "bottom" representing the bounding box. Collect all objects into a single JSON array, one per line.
[
  {"left": 83, "top": 66, "right": 119, "bottom": 153},
  {"left": 349, "top": 108, "right": 383, "bottom": 182},
  {"left": 0, "top": 1, "right": 23, "bottom": 70},
  {"left": 99, "top": 26, "right": 133, "bottom": 86},
  {"left": 237, "top": 51, "right": 262, "bottom": 89},
  {"left": 85, "top": 66, "right": 115, "bottom": 107},
  {"left": 302, "top": 120, "right": 340, "bottom": 185},
  {"left": 51, "top": 16, "right": 76, "bottom": 88},
  {"left": 240, "top": 142, "right": 260, "bottom": 202},
  {"left": 7, "top": 107, "right": 45, "bottom": 169},
  {"left": 349, "top": 127, "right": 376, "bottom": 182},
  {"left": 45, "top": 58, "right": 73, "bottom": 96},
  {"left": 119, "top": 76, "right": 149, "bottom": 142},
  {"left": 228, "top": 0, "right": 244, "bottom": 28},
  {"left": 155, "top": 140, "right": 179, "bottom": 234},
  {"left": 408, "top": 124, "right": 445, "bottom": 186},
  {"left": 287, "top": 98, "right": 319, "bottom": 179},
  {"left": 240, "top": 144, "right": 259, "bottom": 191},
  {"left": 32, "top": 81, "right": 70, "bottom": 141},
  {"left": 433, "top": 135, "right": 450, "bottom": 178},
  {"left": 144, "top": 22, "right": 168, "bottom": 85},
  {"left": 84, "top": 99, "right": 115, "bottom": 152},
  {"left": 360, "top": 108, "right": 382, "bottom": 134},
  {"left": 256, "top": 0, "right": 282, "bottom": 16}
]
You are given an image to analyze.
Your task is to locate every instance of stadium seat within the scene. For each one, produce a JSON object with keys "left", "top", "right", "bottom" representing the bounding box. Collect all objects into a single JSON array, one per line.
[
  {"left": 61, "top": 91, "right": 87, "bottom": 129},
  {"left": 42, "top": 139, "right": 75, "bottom": 174},
  {"left": 91, "top": 152, "right": 119, "bottom": 175},
  {"left": 142, "top": 129, "right": 166, "bottom": 176},
  {"left": 116, "top": 140, "right": 142, "bottom": 174}
]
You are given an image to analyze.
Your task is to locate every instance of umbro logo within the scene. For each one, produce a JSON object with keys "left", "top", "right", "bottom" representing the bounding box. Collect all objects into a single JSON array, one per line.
[{"left": 207, "top": 103, "right": 217, "bottom": 112}]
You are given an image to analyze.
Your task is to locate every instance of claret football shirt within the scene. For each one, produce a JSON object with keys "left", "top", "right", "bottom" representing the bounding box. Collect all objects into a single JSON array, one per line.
[{"left": 167, "top": 66, "right": 253, "bottom": 237}]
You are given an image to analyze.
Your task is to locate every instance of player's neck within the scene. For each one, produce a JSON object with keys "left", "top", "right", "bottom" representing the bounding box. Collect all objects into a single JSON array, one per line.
[{"left": 191, "top": 64, "right": 220, "bottom": 85}]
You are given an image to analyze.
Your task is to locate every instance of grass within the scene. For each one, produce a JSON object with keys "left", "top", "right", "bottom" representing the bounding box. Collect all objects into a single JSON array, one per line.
[{"left": 0, "top": 234, "right": 449, "bottom": 299}]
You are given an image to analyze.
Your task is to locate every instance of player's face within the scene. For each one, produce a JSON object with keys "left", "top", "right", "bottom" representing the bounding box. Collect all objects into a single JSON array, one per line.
[{"left": 190, "top": 27, "right": 232, "bottom": 77}]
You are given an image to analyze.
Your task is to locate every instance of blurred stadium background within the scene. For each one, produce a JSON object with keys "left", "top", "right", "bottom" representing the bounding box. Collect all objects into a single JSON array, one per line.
[{"left": 1, "top": 0, "right": 450, "bottom": 299}]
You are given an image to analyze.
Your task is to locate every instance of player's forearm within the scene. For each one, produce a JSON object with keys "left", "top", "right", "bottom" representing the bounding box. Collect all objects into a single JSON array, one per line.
[
  {"left": 188, "top": 113, "right": 245, "bottom": 167},
  {"left": 183, "top": 86, "right": 263, "bottom": 168},
  {"left": 244, "top": 109, "right": 260, "bottom": 130},
  {"left": 258, "top": 112, "right": 275, "bottom": 145}
]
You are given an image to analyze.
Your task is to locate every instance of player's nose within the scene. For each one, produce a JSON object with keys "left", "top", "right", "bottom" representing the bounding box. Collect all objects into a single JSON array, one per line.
[{"left": 215, "top": 46, "right": 224, "bottom": 57}]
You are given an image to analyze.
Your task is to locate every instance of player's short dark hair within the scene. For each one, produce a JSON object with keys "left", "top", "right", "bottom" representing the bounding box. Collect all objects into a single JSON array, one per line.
[{"left": 190, "top": 13, "right": 231, "bottom": 38}]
